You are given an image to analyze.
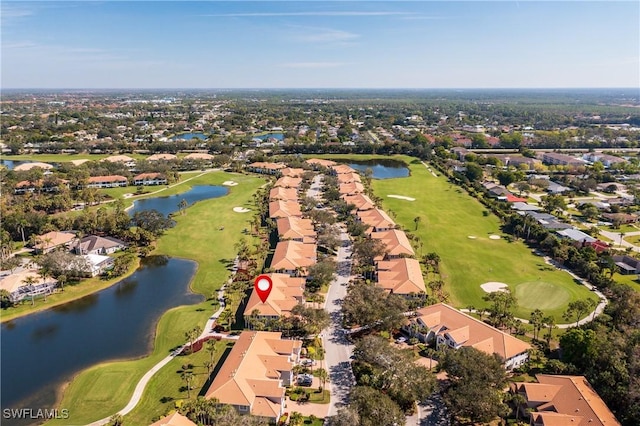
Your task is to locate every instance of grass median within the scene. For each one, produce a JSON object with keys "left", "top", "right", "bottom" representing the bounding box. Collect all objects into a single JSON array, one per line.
[{"left": 46, "top": 171, "right": 265, "bottom": 425}]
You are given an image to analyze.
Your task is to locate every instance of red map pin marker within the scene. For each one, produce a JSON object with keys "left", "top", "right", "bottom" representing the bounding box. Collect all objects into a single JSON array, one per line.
[{"left": 254, "top": 275, "right": 273, "bottom": 303}]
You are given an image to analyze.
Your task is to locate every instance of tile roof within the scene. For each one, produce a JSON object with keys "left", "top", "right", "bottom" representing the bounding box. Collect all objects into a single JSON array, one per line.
[
  {"left": 515, "top": 375, "right": 620, "bottom": 426},
  {"left": 147, "top": 153, "right": 177, "bottom": 161},
  {"left": 33, "top": 231, "right": 76, "bottom": 250},
  {"left": 270, "top": 241, "right": 316, "bottom": 273},
  {"left": 274, "top": 176, "right": 303, "bottom": 188},
  {"left": 276, "top": 217, "right": 316, "bottom": 242},
  {"left": 102, "top": 155, "right": 135, "bottom": 163},
  {"left": 269, "top": 187, "right": 299, "bottom": 201},
  {"left": 306, "top": 158, "right": 336, "bottom": 167},
  {"left": 343, "top": 193, "right": 376, "bottom": 211},
  {"left": 371, "top": 229, "right": 415, "bottom": 258},
  {"left": 184, "top": 153, "right": 214, "bottom": 160},
  {"left": 148, "top": 412, "right": 197, "bottom": 426},
  {"left": 357, "top": 208, "right": 396, "bottom": 231},
  {"left": 412, "top": 303, "right": 531, "bottom": 361},
  {"left": 338, "top": 181, "right": 365, "bottom": 195},
  {"left": 244, "top": 273, "right": 305, "bottom": 317},
  {"left": 269, "top": 200, "right": 302, "bottom": 218},
  {"left": 330, "top": 164, "right": 356, "bottom": 174},
  {"left": 88, "top": 175, "right": 128, "bottom": 183},
  {"left": 204, "top": 331, "right": 301, "bottom": 418},
  {"left": 376, "top": 258, "right": 425, "bottom": 294}
]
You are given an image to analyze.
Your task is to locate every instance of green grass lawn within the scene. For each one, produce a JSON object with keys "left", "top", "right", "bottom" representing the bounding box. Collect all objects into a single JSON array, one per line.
[
  {"left": 353, "top": 155, "right": 598, "bottom": 321},
  {"left": 46, "top": 171, "right": 265, "bottom": 425},
  {"left": 123, "top": 340, "right": 234, "bottom": 425},
  {"left": 612, "top": 273, "right": 640, "bottom": 293},
  {"left": 623, "top": 235, "right": 640, "bottom": 246}
]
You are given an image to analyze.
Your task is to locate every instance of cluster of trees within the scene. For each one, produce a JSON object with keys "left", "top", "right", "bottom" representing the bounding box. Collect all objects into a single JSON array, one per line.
[
  {"left": 178, "top": 397, "right": 268, "bottom": 426},
  {"left": 342, "top": 281, "right": 407, "bottom": 332}
]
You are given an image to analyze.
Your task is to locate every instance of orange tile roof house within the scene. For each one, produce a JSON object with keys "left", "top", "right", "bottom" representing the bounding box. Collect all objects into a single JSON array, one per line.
[
  {"left": 32, "top": 231, "right": 77, "bottom": 254},
  {"left": 268, "top": 200, "right": 302, "bottom": 218},
  {"left": 330, "top": 164, "right": 356, "bottom": 175},
  {"left": 405, "top": 303, "right": 531, "bottom": 370},
  {"left": 247, "top": 162, "right": 286, "bottom": 175},
  {"left": 183, "top": 152, "right": 214, "bottom": 160},
  {"left": 86, "top": 175, "right": 129, "bottom": 188},
  {"left": 371, "top": 229, "right": 415, "bottom": 259},
  {"left": 133, "top": 173, "right": 167, "bottom": 186},
  {"left": 280, "top": 167, "right": 305, "bottom": 177},
  {"left": 274, "top": 176, "right": 303, "bottom": 189},
  {"left": 343, "top": 193, "right": 376, "bottom": 211},
  {"left": 270, "top": 241, "right": 316, "bottom": 276},
  {"left": 276, "top": 217, "right": 316, "bottom": 243},
  {"left": 269, "top": 187, "right": 299, "bottom": 202},
  {"left": 244, "top": 273, "right": 305, "bottom": 322},
  {"left": 146, "top": 153, "right": 177, "bottom": 161},
  {"left": 204, "top": 331, "right": 302, "bottom": 421},
  {"left": 337, "top": 172, "right": 362, "bottom": 184},
  {"left": 306, "top": 158, "right": 336, "bottom": 169},
  {"left": 512, "top": 375, "right": 620, "bottom": 426},
  {"left": 357, "top": 208, "right": 396, "bottom": 232},
  {"left": 148, "top": 412, "right": 197, "bottom": 426},
  {"left": 376, "top": 258, "right": 425, "bottom": 294},
  {"left": 338, "top": 181, "right": 365, "bottom": 195}
]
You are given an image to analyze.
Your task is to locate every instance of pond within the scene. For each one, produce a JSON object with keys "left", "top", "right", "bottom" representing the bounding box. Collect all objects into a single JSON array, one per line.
[
  {"left": 128, "top": 185, "right": 228, "bottom": 218},
  {"left": 0, "top": 159, "right": 32, "bottom": 170},
  {"left": 0, "top": 256, "right": 201, "bottom": 426},
  {"left": 171, "top": 132, "right": 208, "bottom": 141},
  {"left": 346, "top": 159, "right": 410, "bottom": 179},
  {"left": 252, "top": 132, "right": 284, "bottom": 141}
]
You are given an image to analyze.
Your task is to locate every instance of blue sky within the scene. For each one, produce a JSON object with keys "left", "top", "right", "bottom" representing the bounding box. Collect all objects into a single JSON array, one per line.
[{"left": 2, "top": 1, "right": 638, "bottom": 88}]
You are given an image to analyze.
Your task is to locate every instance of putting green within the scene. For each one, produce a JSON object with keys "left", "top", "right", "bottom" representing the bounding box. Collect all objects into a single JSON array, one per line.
[{"left": 514, "top": 281, "right": 571, "bottom": 310}]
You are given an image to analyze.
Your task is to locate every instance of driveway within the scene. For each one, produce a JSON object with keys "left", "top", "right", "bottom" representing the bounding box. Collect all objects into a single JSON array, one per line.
[{"left": 322, "top": 225, "right": 356, "bottom": 417}]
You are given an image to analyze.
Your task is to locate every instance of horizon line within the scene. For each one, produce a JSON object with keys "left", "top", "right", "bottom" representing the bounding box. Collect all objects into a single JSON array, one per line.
[{"left": 2, "top": 87, "right": 638, "bottom": 91}]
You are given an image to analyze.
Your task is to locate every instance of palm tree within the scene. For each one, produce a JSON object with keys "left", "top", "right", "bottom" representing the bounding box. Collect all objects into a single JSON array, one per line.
[
  {"left": 619, "top": 231, "right": 626, "bottom": 247},
  {"left": 181, "top": 371, "right": 194, "bottom": 399},
  {"left": 510, "top": 392, "right": 527, "bottom": 420},
  {"left": 413, "top": 216, "right": 421, "bottom": 230},
  {"left": 316, "top": 367, "right": 329, "bottom": 392},
  {"left": 543, "top": 316, "right": 556, "bottom": 349},
  {"left": 206, "top": 340, "right": 217, "bottom": 364},
  {"left": 22, "top": 275, "right": 38, "bottom": 305},
  {"left": 289, "top": 412, "right": 304, "bottom": 426},
  {"left": 204, "top": 360, "right": 213, "bottom": 376}
]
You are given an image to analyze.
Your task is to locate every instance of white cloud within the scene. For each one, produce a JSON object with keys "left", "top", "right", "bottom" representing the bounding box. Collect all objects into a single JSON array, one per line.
[
  {"left": 280, "top": 62, "right": 346, "bottom": 69},
  {"left": 296, "top": 27, "right": 359, "bottom": 43},
  {"left": 200, "top": 11, "right": 412, "bottom": 18}
]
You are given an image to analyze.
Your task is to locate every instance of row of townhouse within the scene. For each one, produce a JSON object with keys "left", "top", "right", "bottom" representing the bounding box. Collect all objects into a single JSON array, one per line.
[{"left": 86, "top": 173, "right": 168, "bottom": 188}]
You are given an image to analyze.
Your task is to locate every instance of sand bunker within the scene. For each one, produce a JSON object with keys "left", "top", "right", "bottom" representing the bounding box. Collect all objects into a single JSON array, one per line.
[
  {"left": 481, "top": 282, "right": 509, "bottom": 293},
  {"left": 123, "top": 193, "right": 133, "bottom": 198},
  {"left": 489, "top": 235, "right": 501, "bottom": 240},
  {"left": 387, "top": 195, "right": 416, "bottom": 201},
  {"left": 468, "top": 236, "right": 477, "bottom": 239},
  {"left": 223, "top": 181, "right": 238, "bottom": 186},
  {"left": 233, "top": 207, "right": 251, "bottom": 213}
]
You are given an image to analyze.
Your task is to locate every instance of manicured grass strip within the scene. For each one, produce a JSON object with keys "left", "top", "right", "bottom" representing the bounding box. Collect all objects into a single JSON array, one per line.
[
  {"left": 46, "top": 172, "right": 264, "bottom": 425},
  {"left": 123, "top": 340, "right": 233, "bottom": 425},
  {"left": 317, "top": 154, "right": 598, "bottom": 320}
]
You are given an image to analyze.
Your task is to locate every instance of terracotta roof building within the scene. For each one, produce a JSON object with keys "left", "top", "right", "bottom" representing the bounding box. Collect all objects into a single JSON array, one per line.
[
  {"left": 274, "top": 176, "right": 303, "bottom": 189},
  {"left": 147, "top": 153, "right": 177, "bottom": 161},
  {"left": 32, "top": 231, "right": 77, "bottom": 253},
  {"left": 330, "top": 164, "right": 356, "bottom": 175},
  {"left": 247, "top": 162, "right": 286, "bottom": 175},
  {"left": 276, "top": 217, "right": 316, "bottom": 243},
  {"left": 371, "top": 229, "right": 415, "bottom": 259},
  {"left": 512, "top": 375, "right": 620, "bottom": 426},
  {"left": 357, "top": 208, "right": 396, "bottom": 232},
  {"left": 343, "top": 193, "right": 376, "bottom": 211},
  {"left": 269, "top": 187, "right": 299, "bottom": 202},
  {"left": 87, "top": 175, "right": 129, "bottom": 188},
  {"left": 376, "top": 258, "right": 425, "bottom": 294},
  {"left": 148, "top": 412, "right": 197, "bottom": 426},
  {"left": 306, "top": 158, "right": 336, "bottom": 169},
  {"left": 204, "top": 331, "right": 302, "bottom": 421},
  {"left": 244, "top": 273, "right": 305, "bottom": 321},
  {"left": 405, "top": 303, "right": 531, "bottom": 370},
  {"left": 337, "top": 172, "right": 362, "bottom": 184},
  {"left": 268, "top": 200, "right": 302, "bottom": 218},
  {"left": 338, "top": 181, "right": 365, "bottom": 195},
  {"left": 270, "top": 241, "right": 316, "bottom": 276},
  {"left": 280, "top": 167, "right": 305, "bottom": 177},
  {"left": 133, "top": 173, "right": 167, "bottom": 186},
  {"left": 184, "top": 153, "right": 214, "bottom": 160},
  {"left": 306, "top": 158, "right": 336, "bottom": 168}
]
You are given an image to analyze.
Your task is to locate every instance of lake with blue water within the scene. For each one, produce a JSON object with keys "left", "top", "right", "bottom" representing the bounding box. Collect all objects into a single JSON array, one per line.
[
  {"left": 0, "top": 159, "right": 32, "bottom": 170},
  {"left": 128, "top": 185, "right": 228, "bottom": 217},
  {"left": 171, "top": 132, "right": 208, "bottom": 141},
  {"left": 253, "top": 132, "right": 284, "bottom": 141},
  {"left": 346, "top": 159, "right": 410, "bottom": 179},
  {"left": 0, "top": 256, "right": 201, "bottom": 425}
]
